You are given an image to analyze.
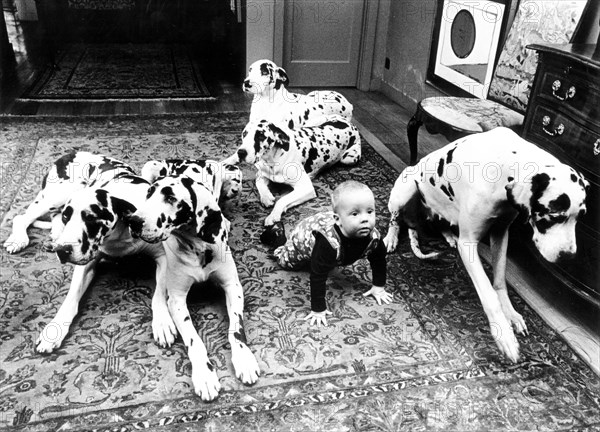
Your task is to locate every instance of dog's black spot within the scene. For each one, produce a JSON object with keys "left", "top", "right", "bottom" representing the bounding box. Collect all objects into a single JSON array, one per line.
[
  {"left": 549, "top": 193, "right": 571, "bottom": 213},
  {"left": 87, "top": 164, "right": 96, "bottom": 180},
  {"left": 96, "top": 190, "right": 109, "bottom": 207},
  {"left": 429, "top": 177, "right": 436, "bottom": 186},
  {"left": 41, "top": 173, "right": 48, "bottom": 190},
  {"left": 173, "top": 201, "right": 193, "bottom": 226},
  {"left": 321, "top": 120, "right": 347, "bottom": 129},
  {"left": 447, "top": 184, "right": 455, "bottom": 197},
  {"left": 446, "top": 146, "right": 457, "bottom": 164},
  {"left": 204, "top": 249, "right": 213, "bottom": 266},
  {"left": 146, "top": 185, "right": 156, "bottom": 199},
  {"left": 55, "top": 152, "right": 77, "bottom": 181},
  {"left": 234, "top": 316, "right": 247, "bottom": 344},
  {"left": 304, "top": 147, "right": 320, "bottom": 174},
  {"left": 571, "top": 174, "right": 578, "bottom": 182},
  {"left": 184, "top": 316, "right": 191, "bottom": 322},
  {"left": 530, "top": 173, "right": 551, "bottom": 216},
  {"left": 304, "top": 109, "right": 310, "bottom": 120},
  {"left": 156, "top": 217, "right": 162, "bottom": 228},
  {"left": 242, "top": 129, "right": 249, "bottom": 138},
  {"left": 81, "top": 232, "right": 90, "bottom": 255},
  {"left": 437, "top": 158, "right": 445, "bottom": 177},
  {"left": 111, "top": 197, "right": 137, "bottom": 219},
  {"left": 198, "top": 208, "right": 223, "bottom": 243},
  {"left": 207, "top": 361, "right": 214, "bottom": 372},
  {"left": 62, "top": 205, "right": 74, "bottom": 225},
  {"left": 254, "top": 129, "right": 267, "bottom": 155},
  {"left": 440, "top": 184, "right": 453, "bottom": 201},
  {"left": 268, "top": 124, "right": 291, "bottom": 151},
  {"left": 508, "top": 176, "right": 514, "bottom": 182}
]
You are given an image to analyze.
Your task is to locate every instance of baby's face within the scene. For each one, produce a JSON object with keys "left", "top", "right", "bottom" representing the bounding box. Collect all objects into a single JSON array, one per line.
[{"left": 335, "top": 191, "right": 376, "bottom": 238}]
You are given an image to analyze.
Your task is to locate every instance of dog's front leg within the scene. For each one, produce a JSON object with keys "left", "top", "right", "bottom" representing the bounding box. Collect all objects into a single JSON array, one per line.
[
  {"left": 264, "top": 174, "right": 316, "bottom": 226},
  {"left": 36, "top": 258, "right": 99, "bottom": 353},
  {"left": 151, "top": 252, "right": 178, "bottom": 347},
  {"left": 212, "top": 255, "right": 260, "bottom": 385},
  {"left": 166, "top": 267, "right": 221, "bottom": 401},
  {"left": 456, "top": 235, "right": 520, "bottom": 363},
  {"left": 255, "top": 173, "right": 275, "bottom": 207},
  {"left": 489, "top": 221, "right": 528, "bottom": 336}
]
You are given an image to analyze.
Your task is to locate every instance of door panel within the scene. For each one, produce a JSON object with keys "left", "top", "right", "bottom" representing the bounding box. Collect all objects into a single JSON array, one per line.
[{"left": 283, "top": 0, "right": 364, "bottom": 87}]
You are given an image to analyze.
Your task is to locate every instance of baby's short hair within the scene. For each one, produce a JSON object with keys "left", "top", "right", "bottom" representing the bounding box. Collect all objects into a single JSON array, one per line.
[{"left": 331, "top": 180, "right": 371, "bottom": 212}]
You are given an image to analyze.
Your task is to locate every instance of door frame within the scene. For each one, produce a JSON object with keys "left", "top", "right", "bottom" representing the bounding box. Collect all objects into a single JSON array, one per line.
[{"left": 246, "top": 0, "right": 379, "bottom": 90}]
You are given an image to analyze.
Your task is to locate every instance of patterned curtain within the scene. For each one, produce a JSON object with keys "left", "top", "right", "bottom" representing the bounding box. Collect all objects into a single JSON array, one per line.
[{"left": 488, "top": 0, "right": 588, "bottom": 113}]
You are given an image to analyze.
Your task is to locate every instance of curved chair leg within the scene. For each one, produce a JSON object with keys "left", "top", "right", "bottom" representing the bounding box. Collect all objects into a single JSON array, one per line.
[{"left": 407, "top": 114, "right": 423, "bottom": 166}]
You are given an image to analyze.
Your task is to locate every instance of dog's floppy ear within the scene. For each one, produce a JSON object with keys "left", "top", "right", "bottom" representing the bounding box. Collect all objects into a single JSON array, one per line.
[
  {"left": 275, "top": 67, "right": 289, "bottom": 89},
  {"left": 267, "top": 123, "right": 291, "bottom": 152},
  {"left": 505, "top": 176, "right": 534, "bottom": 222},
  {"left": 110, "top": 196, "right": 137, "bottom": 219},
  {"left": 181, "top": 176, "right": 229, "bottom": 244}
]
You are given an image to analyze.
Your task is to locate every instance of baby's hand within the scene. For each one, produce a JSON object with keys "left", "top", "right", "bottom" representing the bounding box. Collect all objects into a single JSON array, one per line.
[
  {"left": 363, "top": 286, "right": 393, "bottom": 305},
  {"left": 304, "top": 310, "right": 333, "bottom": 327}
]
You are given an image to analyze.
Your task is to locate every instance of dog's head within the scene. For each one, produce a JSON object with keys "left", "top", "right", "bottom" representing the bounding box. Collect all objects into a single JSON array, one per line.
[
  {"left": 52, "top": 189, "right": 136, "bottom": 265},
  {"left": 235, "top": 120, "right": 291, "bottom": 165},
  {"left": 128, "top": 175, "right": 228, "bottom": 245},
  {"left": 506, "top": 166, "right": 588, "bottom": 262},
  {"left": 242, "top": 59, "right": 289, "bottom": 94}
]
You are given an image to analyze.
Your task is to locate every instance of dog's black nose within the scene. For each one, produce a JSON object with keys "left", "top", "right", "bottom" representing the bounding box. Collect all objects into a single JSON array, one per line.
[
  {"left": 54, "top": 244, "right": 73, "bottom": 264},
  {"left": 237, "top": 149, "right": 248, "bottom": 161},
  {"left": 127, "top": 215, "right": 144, "bottom": 236},
  {"left": 242, "top": 80, "right": 251, "bottom": 89},
  {"left": 556, "top": 249, "right": 576, "bottom": 263}
]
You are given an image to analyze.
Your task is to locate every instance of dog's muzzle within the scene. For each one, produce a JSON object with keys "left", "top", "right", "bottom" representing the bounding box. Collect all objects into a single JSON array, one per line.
[
  {"left": 127, "top": 215, "right": 145, "bottom": 238},
  {"left": 53, "top": 244, "right": 73, "bottom": 264}
]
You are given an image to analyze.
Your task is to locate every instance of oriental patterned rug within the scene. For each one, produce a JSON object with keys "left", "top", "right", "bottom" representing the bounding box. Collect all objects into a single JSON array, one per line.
[
  {"left": 20, "top": 44, "right": 210, "bottom": 100},
  {"left": 0, "top": 114, "right": 599, "bottom": 431}
]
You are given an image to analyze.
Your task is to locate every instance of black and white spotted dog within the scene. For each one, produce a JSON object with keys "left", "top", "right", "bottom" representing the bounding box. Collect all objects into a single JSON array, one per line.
[
  {"left": 141, "top": 159, "right": 243, "bottom": 203},
  {"left": 128, "top": 174, "right": 260, "bottom": 401},
  {"left": 383, "top": 128, "right": 589, "bottom": 362},
  {"left": 242, "top": 59, "right": 353, "bottom": 129},
  {"left": 226, "top": 115, "right": 361, "bottom": 226},
  {"left": 3, "top": 151, "right": 177, "bottom": 352}
]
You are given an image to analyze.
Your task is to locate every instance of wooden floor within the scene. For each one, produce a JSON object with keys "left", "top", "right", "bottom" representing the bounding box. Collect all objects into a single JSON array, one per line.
[{"left": 1, "top": 10, "right": 598, "bottom": 374}]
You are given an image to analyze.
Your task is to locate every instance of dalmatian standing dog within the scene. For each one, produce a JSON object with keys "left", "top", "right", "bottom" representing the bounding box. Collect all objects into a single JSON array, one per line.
[
  {"left": 241, "top": 59, "right": 353, "bottom": 130},
  {"left": 128, "top": 175, "right": 260, "bottom": 401},
  {"left": 383, "top": 127, "right": 589, "bottom": 362},
  {"left": 227, "top": 116, "right": 362, "bottom": 226},
  {"left": 2, "top": 151, "right": 177, "bottom": 352}
]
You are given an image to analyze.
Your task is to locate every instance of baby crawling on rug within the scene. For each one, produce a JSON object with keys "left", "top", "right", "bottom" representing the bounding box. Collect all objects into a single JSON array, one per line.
[{"left": 266, "top": 180, "right": 393, "bottom": 326}]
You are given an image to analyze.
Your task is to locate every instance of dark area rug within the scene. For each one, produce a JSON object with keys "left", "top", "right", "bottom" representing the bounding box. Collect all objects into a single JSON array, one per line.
[
  {"left": 0, "top": 114, "right": 599, "bottom": 431},
  {"left": 20, "top": 44, "right": 210, "bottom": 100}
]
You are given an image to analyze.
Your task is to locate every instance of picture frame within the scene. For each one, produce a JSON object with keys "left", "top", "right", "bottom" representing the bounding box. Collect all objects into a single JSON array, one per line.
[{"left": 427, "top": 0, "right": 511, "bottom": 99}]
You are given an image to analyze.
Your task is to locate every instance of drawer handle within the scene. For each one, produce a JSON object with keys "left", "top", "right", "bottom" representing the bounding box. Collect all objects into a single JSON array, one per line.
[
  {"left": 594, "top": 139, "right": 600, "bottom": 156},
  {"left": 542, "top": 115, "right": 565, "bottom": 137},
  {"left": 551, "top": 80, "right": 576, "bottom": 101}
]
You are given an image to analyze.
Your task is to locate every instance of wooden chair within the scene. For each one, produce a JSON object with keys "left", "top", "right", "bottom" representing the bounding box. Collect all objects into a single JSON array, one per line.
[{"left": 408, "top": 0, "right": 589, "bottom": 165}]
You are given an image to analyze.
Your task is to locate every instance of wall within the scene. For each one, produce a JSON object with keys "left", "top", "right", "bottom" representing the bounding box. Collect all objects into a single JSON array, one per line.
[{"left": 373, "top": 0, "right": 443, "bottom": 112}]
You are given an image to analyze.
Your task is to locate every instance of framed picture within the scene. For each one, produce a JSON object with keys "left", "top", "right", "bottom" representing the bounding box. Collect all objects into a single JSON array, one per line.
[{"left": 427, "top": 0, "right": 511, "bottom": 98}]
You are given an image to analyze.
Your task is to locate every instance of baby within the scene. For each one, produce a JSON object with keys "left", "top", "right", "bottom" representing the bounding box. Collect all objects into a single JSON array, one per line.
[{"left": 273, "top": 180, "right": 392, "bottom": 326}]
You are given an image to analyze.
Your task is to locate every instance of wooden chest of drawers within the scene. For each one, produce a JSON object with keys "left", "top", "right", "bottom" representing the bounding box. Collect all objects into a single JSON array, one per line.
[{"left": 523, "top": 43, "right": 600, "bottom": 307}]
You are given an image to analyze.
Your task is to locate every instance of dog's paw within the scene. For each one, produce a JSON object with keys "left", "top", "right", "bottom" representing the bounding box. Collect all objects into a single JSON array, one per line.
[
  {"left": 192, "top": 362, "right": 221, "bottom": 401},
  {"left": 3, "top": 232, "right": 30, "bottom": 254},
  {"left": 490, "top": 318, "right": 520, "bottom": 363},
  {"left": 231, "top": 345, "right": 260, "bottom": 385},
  {"left": 509, "top": 312, "right": 528, "bottom": 336},
  {"left": 260, "top": 194, "right": 275, "bottom": 208},
  {"left": 382, "top": 232, "right": 398, "bottom": 253},
  {"left": 152, "top": 311, "right": 178, "bottom": 347},
  {"left": 35, "top": 323, "right": 67, "bottom": 354},
  {"left": 264, "top": 213, "right": 281, "bottom": 227}
]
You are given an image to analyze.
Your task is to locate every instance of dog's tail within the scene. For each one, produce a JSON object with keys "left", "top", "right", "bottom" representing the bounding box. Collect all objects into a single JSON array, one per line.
[{"left": 408, "top": 228, "right": 441, "bottom": 260}]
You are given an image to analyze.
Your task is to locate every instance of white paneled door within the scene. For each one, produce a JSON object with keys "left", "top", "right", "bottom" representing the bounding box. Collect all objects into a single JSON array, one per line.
[{"left": 282, "top": 0, "right": 365, "bottom": 87}]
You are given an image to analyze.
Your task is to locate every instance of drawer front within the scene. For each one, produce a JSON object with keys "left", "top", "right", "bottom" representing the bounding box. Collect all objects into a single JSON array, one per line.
[
  {"left": 537, "top": 67, "right": 600, "bottom": 124},
  {"left": 526, "top": 104, "right": 600, "bottom": 182}
]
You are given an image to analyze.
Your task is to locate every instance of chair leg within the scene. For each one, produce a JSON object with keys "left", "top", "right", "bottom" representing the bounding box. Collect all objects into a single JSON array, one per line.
[{"left": 407, "top": 114, "right": 423, "bottom": 166}]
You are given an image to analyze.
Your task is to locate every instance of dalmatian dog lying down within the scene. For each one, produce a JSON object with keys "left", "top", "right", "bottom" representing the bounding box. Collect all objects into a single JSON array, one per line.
[
  {"left": 242, "top": 59, "right": 353, "bottom": 129},
  {"left": 226, "top": 116, "right": 361, "bottom": 226},
  {"left": 141, "top": 158, "right": 243, "bottom": 204},
  {"left": 2, "top": 151, "right": 177, "bottom": 352},
  {"left": 383, "top": 127, "right": 589, "bottom": 362},
  {"left": 128, "top": 174, "right": 260, "bottom": 401}
]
